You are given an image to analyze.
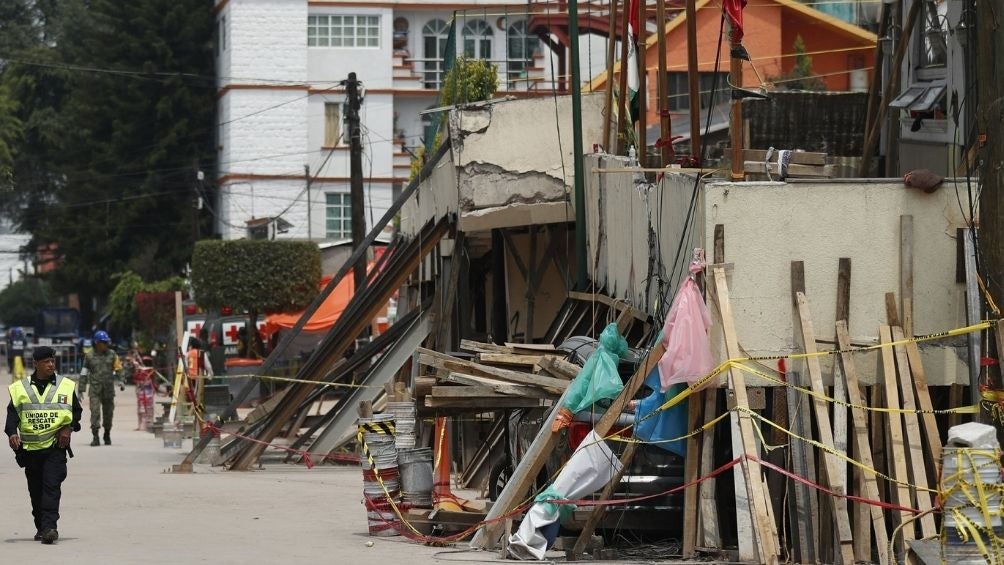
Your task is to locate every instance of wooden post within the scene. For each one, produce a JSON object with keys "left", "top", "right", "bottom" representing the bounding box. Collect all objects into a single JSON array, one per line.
[
  {"left": 603, "top": 0, "right": 619, "bottom": 151},
  {"left": 685, "top": 0, "right": 700, "bottom": 161},
  {"left": 791, "top": 265, "right": 855, "bottom": 565},
  {"left": 637, "top": 0, "right": 647, "bottom": 167},
  {"left": 879, "top": 325, "right": 914, "bottom": 553},
  {"left": 656, "top": 0, "right": 671, "bottom": 166},
  {"left": 682, "top": 385, "right": 703, "bottom": 557},
  {"left": 714, "top": 267, "right": 779, "bottom": 565},
  {"left": 836, "top": 322, "right": 890, "bottom": 565},
  {"left": 861, "top": 2, "right": 889, "bottom": 175},
  {"left": 891, "top": 326, "right": 937, "bottom": 537},
  {"left": 900, "top": 216, "right": 914, "bottom": 336}
]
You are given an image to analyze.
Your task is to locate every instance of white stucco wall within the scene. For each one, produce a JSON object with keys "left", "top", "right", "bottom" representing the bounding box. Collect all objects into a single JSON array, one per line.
[
  {"left": 228, "top": 0, "right": 307, "bottom": 85},
  {"left": 586, "top": 161, "right": 973, "bottom": 386}
]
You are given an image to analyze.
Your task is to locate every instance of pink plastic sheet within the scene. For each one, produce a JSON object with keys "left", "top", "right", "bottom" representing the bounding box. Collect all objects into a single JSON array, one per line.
[{"left": 657, "top": 254, "right": 714, "bottom": 392}]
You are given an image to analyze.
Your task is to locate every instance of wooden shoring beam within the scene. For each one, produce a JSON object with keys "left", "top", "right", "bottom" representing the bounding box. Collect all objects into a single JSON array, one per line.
[
  {"left": 791, "top": 262, "right": 855, "bottom": 565},
  {"left": 715, "top": 267, "right": 779, "bottom": 564},
  {"left": 836, "top": 321, "right": 890, "bottom": 565}
]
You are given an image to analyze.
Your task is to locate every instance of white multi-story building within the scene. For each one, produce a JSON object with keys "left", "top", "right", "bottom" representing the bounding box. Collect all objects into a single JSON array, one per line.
[{"left": 213, "top": 0, "right": 598, "bottom": 242}]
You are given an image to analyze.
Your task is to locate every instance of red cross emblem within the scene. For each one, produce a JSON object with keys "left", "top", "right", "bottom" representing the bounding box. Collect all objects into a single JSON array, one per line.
[{"left": 224, "top": 324, "right": 241, "bottom": 344}]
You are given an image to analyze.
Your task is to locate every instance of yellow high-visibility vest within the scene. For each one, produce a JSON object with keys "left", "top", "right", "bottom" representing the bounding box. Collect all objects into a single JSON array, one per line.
[{"left": 8, "top": 376, "right": 75, "bottom": 451}]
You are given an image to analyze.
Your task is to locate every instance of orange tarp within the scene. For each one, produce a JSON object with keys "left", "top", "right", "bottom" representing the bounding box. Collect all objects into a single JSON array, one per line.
[{"left": 260, "top": 273, "right": 355, "bottom": 337}]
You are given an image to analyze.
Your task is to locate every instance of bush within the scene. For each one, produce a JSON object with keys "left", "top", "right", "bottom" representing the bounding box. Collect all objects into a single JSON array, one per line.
[
  {"left": 191, "top": 240, "right": 320, "bottom": 314},
  {"left": 107, "top": 271, "right": 186, "bottom": 331},
  {"left": 440, "top": 56, "right": 499, "bottom": 106}
]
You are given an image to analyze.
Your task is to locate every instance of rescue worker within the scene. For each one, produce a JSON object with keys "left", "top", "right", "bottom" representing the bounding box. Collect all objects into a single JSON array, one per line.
[
  {"left": 79, "top": 330, "right": 122, "bottom": 446},
  {"left": 6, "top": 346, "right": 82, "bottom": 544}
]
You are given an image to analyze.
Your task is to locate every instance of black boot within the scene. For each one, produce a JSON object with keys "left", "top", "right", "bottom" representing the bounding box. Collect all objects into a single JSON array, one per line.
[
  {"left": 103, "top": 429, "right": 111, "bottom": 445},
  {"left": 90, "top": 429, "right": 100, "bottom": 446}
]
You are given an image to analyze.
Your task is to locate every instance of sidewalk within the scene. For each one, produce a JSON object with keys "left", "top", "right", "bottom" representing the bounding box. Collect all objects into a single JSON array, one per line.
[{"left": 0, "top": 372, "right": 477, "bottom": 563}]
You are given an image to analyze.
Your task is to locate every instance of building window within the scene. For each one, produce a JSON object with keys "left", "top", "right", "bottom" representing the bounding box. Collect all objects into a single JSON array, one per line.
[
  {"left": 462, "top": 19, "right": 493, "bottom": 59},
  {"left": 326, "top": 193, "right": 352, "bottom": 238},
  {"left": 423, "top": 19, "right": 450, "bottom": 89},
  {"left": 308, "top": 15, "right": 380, "bottom": 48},
  {"left": 324, "top": 103, "right": 343, "bottom": 147},
  {"left": 665, "top": 72, "right": 729, "bottom": 111},
  {"left": 506, "top": 20, "right": 538, "bottom": 89},
  {"left": 918, "top": 0, "right": 947, "bottom": 70}
]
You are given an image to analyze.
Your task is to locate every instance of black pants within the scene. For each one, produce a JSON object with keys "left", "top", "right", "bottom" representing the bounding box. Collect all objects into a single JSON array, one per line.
[{"left": 23, "top": 447, "right": 68, "bottom": 532}]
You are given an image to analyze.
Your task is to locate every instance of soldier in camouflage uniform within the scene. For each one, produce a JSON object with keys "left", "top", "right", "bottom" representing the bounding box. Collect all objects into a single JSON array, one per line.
[{"left": 79, "top": 330, "right": 122, "bottom": 446}]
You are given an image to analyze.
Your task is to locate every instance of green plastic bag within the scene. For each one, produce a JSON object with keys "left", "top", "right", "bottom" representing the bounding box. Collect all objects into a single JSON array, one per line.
[{"left": 562, "top": 323, "right": 629, "bottom": 414}]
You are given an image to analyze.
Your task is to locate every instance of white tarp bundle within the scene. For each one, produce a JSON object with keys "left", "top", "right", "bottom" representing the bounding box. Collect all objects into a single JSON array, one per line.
[{"left": 507, "top": 430, "right": 623, "bottom": 560}]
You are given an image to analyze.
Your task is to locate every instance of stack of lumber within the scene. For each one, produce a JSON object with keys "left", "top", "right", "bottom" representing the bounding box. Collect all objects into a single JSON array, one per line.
[
  {"left": 739, "top": 148, "right": 834, "bottom": 179},
  {"left": 414, "top": 342, "right": 579, "bottom": 413}
]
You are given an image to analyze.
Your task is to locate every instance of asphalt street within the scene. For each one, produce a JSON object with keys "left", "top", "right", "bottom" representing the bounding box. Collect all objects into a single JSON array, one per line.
[{"left": 0, "top": 376, "right": 487, "bottom": 564}]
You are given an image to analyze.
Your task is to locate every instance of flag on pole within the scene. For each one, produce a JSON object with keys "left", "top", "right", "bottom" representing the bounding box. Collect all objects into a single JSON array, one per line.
[
  {"left": 723, "top": 0, "right": 748, "bottom": 42},
  {"left": 626, "top": 0, "right": 640, "bottom": 122}
]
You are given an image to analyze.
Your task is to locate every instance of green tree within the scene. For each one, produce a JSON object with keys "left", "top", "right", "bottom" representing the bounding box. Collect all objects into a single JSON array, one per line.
[
  {"left": 0, "top": 277, "right": 50, "bottom": 327},
  {"left": 191, "top": 240, "right": 321, "bottom": 355},
  {"left": 772, "top": 35, "right": 826, "bottom": 91},
  {"left": 410, "top": 57, "right": 498, "bottom": 180},
  {"left": 0, "top": 0, "right": 216, "bottom": 328}
]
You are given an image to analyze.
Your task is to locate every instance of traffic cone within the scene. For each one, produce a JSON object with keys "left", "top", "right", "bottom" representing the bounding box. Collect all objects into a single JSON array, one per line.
[
  {"left": 433, "top": 416, "right": 463, "bottom": 511},
  {"left": 12, "top": 355, "right": 24, "bottom": 382}
]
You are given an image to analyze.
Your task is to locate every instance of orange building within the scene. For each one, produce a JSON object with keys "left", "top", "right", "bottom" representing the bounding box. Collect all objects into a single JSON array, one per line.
[{"left": 590, "top": 0, "right": 876, "bottom": 130}]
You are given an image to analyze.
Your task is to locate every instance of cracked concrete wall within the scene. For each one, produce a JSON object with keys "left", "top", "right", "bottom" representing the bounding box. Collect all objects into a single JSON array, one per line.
[
  {"left": 399, "top": 149, "right": 459, "bottom": 237},
  {"left": 449, "top": 93, "right": 606, "bottom": 214},
  {"left": 586, "top": 161, "right": 972, "bottom": 386}
]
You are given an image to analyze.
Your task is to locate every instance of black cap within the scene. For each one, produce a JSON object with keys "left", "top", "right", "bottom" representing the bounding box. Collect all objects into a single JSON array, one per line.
[{"left": 32, "top": 346, "right": 55, "bottom": 362}]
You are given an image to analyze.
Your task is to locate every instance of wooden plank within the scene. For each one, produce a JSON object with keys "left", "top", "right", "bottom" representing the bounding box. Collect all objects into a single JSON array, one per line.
[
  {"left": 787, "top": 372, "right": 818, "bottom": 564},
  {"left": 416, "top": 351, "right": 569, "bottom": 392},
  {"left": 430, "top": 385, "right": 516, "bottom": 398},
  {"left": 476, "top": 353, "right": 555, "bottom": 368},
  {"left": 442, "top": 373, "right": 555, "bottom": 399},
  {"left": 536, "top": 357, "right": 579, "bottom": 380},
  {"left": 891, "top": 326, "right": 937, "bottom": 537},
  {"left": 904, "top": 340, "right": 942, "bottom": 466},
  {"left": 504, "top": 342, "right": 558, "bottom": 352},
  {"left": 879, "top": 325, "right": 914, "bottom": 550},
  {"left": 743, "top": 161, "right": 833, "bottom": 177},
  {"left": 568, "top": 342, "right": 667, "bottom": 557},
  {"left": 885, "top": 292, "right": 901, "bottom": 327},
  {"left": 424, "top": 397, "right": 543, "bottom": 409},
  {"left": 697, "top": 388, "right": 721, "bottom": 548},
  {"left": 901, "top": 216, "right": 914, "bottom": 336},
  {"left": 714, "top": 268, "right": 780, "bottom": 565},
  {"left": 792, "top": 288, "right": 855, "bottom": 565},
  {"left": 461, "top": 339, "right": 512, "bottom": 354},
  {"left": 832, "top": 258, "right": 851, "bottom": 562},
  {"left": 739, "top": 148, "right": 829, "bottom": 165},
  {"left": 789, "top": 262, "right": 818, "bottom": 564},
  {"left": 442, "top": 360, "right": 568, "bottom": 392},
  {"left": 836, "top": 321, "right": 890, "bottom": 565},
  {"left": 682, "top": 389, "right": 703, "bottom": 558}
]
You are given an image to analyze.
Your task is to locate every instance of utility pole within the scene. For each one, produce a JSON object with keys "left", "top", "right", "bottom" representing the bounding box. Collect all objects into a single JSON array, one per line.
[
  {"left": 305, "top": 165, "right": 312, "bottom": 241},
  {"left": 346, "top": 72, "right": 367, "bottom": 294},
  {"left": 977, "top": 0, "right": 1004, "bottom": 399}
]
